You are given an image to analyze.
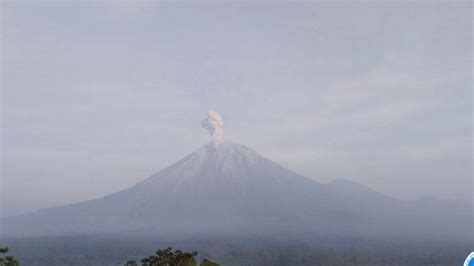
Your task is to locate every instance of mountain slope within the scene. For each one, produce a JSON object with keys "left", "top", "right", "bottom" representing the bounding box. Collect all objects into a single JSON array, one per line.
[{"left": 2, "top": 142, "right": 471, "bottom": 241}]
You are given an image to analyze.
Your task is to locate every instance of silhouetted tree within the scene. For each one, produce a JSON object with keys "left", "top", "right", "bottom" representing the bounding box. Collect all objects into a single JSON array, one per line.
[
  {"left": 0, "top": 246, "right": 20, "bottom": 266},
  {"left": 199, "top": 259, "right": 219, "bottom": 266},
  {"left": 125, "top": 260, "right": 138, "bottom": 266},
  {"left": 125, "top": 247, "right": 218, "bottom": 266}
]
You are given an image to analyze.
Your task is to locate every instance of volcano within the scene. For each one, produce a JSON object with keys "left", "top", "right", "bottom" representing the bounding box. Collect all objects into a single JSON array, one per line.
[{"left": 2, "top": 142, "right": 471, "bottom": 240}]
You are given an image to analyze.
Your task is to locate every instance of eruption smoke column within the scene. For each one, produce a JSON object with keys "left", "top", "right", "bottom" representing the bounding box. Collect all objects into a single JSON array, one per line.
[{"left": 202, "top": 110, "right": 224, "bottom": 143}]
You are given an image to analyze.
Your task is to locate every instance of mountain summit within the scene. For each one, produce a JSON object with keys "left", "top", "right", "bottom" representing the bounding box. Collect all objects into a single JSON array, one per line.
[{"left": 2, "top": 142, "right": 471, "bottom": 240}]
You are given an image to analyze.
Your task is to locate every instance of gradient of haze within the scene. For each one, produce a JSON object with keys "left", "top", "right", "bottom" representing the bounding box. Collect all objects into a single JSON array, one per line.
[{"left": 1, "top": 2, "right": 472, "bottom": 218}]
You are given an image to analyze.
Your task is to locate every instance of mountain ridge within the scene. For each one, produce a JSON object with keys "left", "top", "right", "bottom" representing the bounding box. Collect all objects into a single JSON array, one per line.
[{"left": 2, "top": 142, "right": 471, "bottom": 241}]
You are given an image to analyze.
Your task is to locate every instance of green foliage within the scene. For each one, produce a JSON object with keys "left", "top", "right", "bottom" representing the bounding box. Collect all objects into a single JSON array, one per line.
[
  {"left": 0, "top": 248, "right": 8, "bottom": 255},
  {"left": 0, "top": 246, "right": 20, "bottom": 266},
  {"left": 199, "top": 259, "right": 219, "bottom": 266},
  {"left": 125, "top": 260, "right": 138, "bottom": 266},
  {"left": 141, "top": 247, "right": 196, "bottom": 266},
  {"left": 126, "top": 247, "right": 218, "bottom": 266}
]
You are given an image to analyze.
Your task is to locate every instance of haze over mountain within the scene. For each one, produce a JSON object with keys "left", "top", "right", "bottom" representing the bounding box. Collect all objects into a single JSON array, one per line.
[{"left": 2, "top": 140, "right": 471, "bottom": 241}]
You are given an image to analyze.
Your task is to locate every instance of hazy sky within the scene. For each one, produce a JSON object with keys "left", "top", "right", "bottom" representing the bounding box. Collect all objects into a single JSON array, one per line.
[{"left": 1, "top": 2, "right": 472, "bottom": 217}]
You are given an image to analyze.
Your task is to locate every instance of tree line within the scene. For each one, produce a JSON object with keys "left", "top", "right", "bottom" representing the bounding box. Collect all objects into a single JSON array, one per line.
[
  {"left": 0, "top": 246, "right": 219, "bottom": 266},
  {"left": 125, "top": 247, "right": 218, "bottom": 266}
]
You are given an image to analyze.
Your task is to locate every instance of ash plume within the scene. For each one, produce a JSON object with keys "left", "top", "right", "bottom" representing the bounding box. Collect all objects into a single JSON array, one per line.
[{"left": 202, "top": 110, "right": 224, "bottom": 143}]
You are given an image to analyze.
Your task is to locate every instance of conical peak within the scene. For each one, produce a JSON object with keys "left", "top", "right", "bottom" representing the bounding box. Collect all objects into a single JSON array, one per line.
[
  {"left": 204, "top": 141, "right": 248, "bottom": 151},
  {"left": 170, "top": 141, "right": 267, "bottom": 178},
  {"left": 201, "top": 141, "right": 261, "bottom": 161},
  {"left": 155, "top": 141, "right": 263, "bottom": 173},
  {"left": 140, "top": 141, "right": 291, "bottom": 186}
]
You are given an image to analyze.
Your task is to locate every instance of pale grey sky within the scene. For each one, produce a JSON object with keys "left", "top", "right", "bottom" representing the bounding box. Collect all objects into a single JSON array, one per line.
[{"left": 1, "top": 2, "right": 472, "bottom": 217}]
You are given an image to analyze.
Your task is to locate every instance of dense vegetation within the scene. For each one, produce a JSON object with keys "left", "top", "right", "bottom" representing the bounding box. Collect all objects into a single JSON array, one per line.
[
  {"left": 125, "top": 247, "right": 218, "bottom": 266},
  {"left": 0, "top": 246, "right": 19, "bottom": 266}
]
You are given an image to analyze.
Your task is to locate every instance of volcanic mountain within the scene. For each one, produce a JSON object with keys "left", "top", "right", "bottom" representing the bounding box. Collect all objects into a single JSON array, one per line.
[{"left": 2, "top": 142, "right": 471, "bottom": 240}]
